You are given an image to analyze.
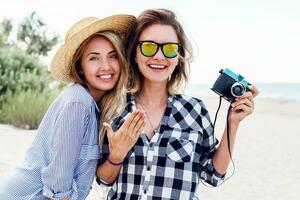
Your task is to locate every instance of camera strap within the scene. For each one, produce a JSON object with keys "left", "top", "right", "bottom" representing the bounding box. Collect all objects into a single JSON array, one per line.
[
  {"left": 211, "top": 96, "right": 222, "bottom": 143},
  {"left": 207, "top": 96, "right": 236, "bottom": 186},
  {"left": 211, "top": 96, "right": 235, "bottom": 159}
]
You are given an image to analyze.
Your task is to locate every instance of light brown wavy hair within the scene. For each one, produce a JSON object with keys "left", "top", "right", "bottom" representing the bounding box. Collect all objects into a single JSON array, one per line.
[
  {"left": 70, "top": 31, "right": 128, "bottom": 144},
  {"left": 126, "top": 8, "right": 193, "bottom": 94}
]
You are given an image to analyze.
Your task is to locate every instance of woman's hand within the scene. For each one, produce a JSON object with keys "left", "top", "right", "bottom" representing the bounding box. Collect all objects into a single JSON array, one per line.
[
  {"left": 229, "top": 85, "right": 259, "bottom": 125},
  {"left": 103, "top": 109, "right": 145, "bottom": 163}
]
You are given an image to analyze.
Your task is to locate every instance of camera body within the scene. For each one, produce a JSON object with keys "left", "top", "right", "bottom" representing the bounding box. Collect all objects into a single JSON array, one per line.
[{"left": 211, "top": 68, "right": 251, "bottom": 102}]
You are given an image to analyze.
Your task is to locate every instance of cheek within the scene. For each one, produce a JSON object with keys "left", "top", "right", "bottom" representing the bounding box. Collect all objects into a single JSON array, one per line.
[
  {"left": 111, "top": 60, "right": 121, "bottom": 75},
  {"left": 172, "top": 56, "right": 179, "bottom": 66},
  {"left": 135, "top": 51, "right": 146, "bottom": 66},
  {"left": 170, "top": 58, "right": 179, "bottom": 70},
  {"left": 81, "top": 58, "right": 98, "bottom": 71},
  {"left": 79, "top": 60, "right": 89, "bottom": 75}
]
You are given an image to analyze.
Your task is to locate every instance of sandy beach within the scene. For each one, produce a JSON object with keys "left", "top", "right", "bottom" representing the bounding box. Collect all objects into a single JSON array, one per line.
[{"left": 0, "top": 98, "right": 299, "bottom": 200}]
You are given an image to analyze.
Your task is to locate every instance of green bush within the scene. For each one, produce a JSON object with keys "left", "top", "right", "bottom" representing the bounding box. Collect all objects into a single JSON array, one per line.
[
  {"left": 0, "top": 89, "right": 58, "bottom": 129},
  {"left": 0, "top": 46, "right": 52, "bottom": 108},
  {"left": 0, "top": 12, "right": 59, "bottom": 110}
]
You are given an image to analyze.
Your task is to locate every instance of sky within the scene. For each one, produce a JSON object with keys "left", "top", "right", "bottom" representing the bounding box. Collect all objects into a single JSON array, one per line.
[{"left": 1, "top": 0, "right": 300, "bottom": 84}]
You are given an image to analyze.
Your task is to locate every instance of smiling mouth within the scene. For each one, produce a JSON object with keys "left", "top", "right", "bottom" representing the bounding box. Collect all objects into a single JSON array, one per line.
[
  {"left": 96, "top": 74, "right": 113, "bottom": 79},
  {"left": 148, "top": 64, "right": 166, "bottom": 70}
]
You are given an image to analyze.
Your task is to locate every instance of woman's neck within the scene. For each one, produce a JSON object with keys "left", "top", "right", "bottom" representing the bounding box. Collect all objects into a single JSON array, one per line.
[
  {"left": 84, "top": 83, "right": 105, "bottom": 102},
  {"left": 137, "top": 80, "right": 168, "bottom": 107}
]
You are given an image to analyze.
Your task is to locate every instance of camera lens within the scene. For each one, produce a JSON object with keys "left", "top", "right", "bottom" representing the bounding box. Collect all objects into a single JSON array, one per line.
[{"left": 231, "top": 83, "right": 245, "bottom": 97}]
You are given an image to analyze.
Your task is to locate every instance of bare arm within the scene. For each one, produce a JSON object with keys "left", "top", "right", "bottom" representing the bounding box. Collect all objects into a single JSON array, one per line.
[
  {"left": 213, "top": 85, "right": 259, "bottom": 174},
  {"left": 97, "top": 110, "right": 145, "bottom": 184}
]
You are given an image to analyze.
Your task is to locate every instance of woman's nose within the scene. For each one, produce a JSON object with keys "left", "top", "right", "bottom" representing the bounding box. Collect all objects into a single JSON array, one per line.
[
  {"left": 153, "top": 47, "right": 165, "bottom": 60},
  {"left": 100, "top": 58, "right": 111, "bottom": 70},
  {"left": 101, "top": 65, "right": 110, "bottom": 70}
]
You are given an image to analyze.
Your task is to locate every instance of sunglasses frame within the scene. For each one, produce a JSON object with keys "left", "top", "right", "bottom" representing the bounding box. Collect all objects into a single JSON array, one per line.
[{"left": 138, "top": 40, "right": 181, "bottom": 58}]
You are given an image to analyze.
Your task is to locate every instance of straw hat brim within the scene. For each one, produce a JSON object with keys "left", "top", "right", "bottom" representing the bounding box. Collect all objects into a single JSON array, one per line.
[{"left": 51, "top": 14, "right": 136, "bottom": 83}]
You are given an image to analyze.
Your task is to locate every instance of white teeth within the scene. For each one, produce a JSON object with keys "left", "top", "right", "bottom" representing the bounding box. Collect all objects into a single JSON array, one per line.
[
  {"left": 99, "top": 74, "right": 112, "bottom": 79},
  {"left": 149, "top": 64, "right": 165, "bottom": 69}
]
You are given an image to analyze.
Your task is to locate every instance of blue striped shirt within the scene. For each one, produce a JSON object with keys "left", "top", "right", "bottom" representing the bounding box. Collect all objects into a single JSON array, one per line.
[{"left": 0, "top": 83, "right": 101, "bottom": 200}]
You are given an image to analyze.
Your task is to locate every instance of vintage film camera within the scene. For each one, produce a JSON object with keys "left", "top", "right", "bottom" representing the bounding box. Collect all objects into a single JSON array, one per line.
[{"left": 211, "top": 68, "right": 251, "bottom": 102}]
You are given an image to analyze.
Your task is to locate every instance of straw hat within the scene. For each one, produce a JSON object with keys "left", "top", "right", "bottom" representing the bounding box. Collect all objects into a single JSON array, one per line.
[{"left": 51, "top": 14, "right": 136, "bottom": 83}]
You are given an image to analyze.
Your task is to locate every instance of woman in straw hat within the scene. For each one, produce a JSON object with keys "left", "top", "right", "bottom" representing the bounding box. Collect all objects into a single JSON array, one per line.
[
  {"left": 96, "top": 9, "right": 259, "bottom": 199},
  {"left": 0, "top": 14, "right": 145, "bottom": 200}
]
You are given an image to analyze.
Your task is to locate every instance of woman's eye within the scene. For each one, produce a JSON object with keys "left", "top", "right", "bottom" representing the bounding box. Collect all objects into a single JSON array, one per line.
[
  {"left": 110, "top": 54, "right": 118, "bottom": 59},
  {"left": 89, "top": 56, "right": 99, "bottom": 61}
]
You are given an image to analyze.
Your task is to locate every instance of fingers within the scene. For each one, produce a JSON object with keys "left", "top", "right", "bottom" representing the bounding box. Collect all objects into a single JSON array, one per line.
[
  {"left": 238, "top": 91, "right": 253, "bottom": 102},
  {"left": 234, "top": 85, "right": 259, "bottom": 108},
  {"left": 121, "top": 109, "right": 145, "bottom": 146},
  {"left": 133, "top": 110, "right": 145, "bottom": 131},
  {"left": 248, "top": 85, "right": 259, "bottom": 98},
  {"left": 103, "top": 122, "right": 113, "bottom": 141},
  {"left": 232, "top": 103, "right": 254, "bottom": 114},
  {"left": 133, "top": 112, "right": 145, "bottom": 139},
  {"left": 232, "top": 97, "right": 253, "bottom": 108},
  {"left": 119, "top": 110, "right": 140, "bottom": 133},
  {"left": 127, "top": 110, "right": 144, "bottom": 137},
  {"left": 127, "top": 116, "right": 145, "bottom": 146}
]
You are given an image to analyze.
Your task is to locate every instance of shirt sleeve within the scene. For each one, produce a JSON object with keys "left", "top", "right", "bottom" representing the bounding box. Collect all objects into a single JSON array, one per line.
[
  {"left": 41, "top": 102, "right": 89, "bottom": 199},
  {"left": 197, "top": 100, "right": 225, "bottom": 186}
]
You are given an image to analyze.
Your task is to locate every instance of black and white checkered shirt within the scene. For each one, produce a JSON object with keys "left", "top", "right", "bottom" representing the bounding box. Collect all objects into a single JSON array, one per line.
[{"left": 97, "top": 93, "right": 225, "bottom": 199}]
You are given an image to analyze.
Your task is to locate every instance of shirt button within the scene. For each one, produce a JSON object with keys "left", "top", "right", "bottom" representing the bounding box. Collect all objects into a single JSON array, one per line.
[
  {"left": 149, "top": 143, "right": 153, "bottom": 147},
  {"left": 144, "top": 189, "right": 147, "bottom": 194},
  {"left": 147, "top": 166, "right": 151, "bottom": 171}
]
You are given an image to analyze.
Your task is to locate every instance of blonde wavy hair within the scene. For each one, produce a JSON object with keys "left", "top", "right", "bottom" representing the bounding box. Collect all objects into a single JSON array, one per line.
[
  {"left": 126, "top": 8, "right": 193, "bottom": 95},
  {"left": 70, "top": 31, "right": 128, "bottom": 144}
]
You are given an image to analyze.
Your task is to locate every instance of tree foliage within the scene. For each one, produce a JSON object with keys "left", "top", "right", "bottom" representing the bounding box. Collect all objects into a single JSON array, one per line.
[
  {"left": 0, "top": 12, "right": 60, "bottom": 126},
  {"left": 17, "top": 11, "right": 59, "bottom": 57},
  {"left": 0, "top": 46, "right": 51, "bottom": 96},
  {"left": 0, "top": 19, "right": 13, "bottom": 46}
]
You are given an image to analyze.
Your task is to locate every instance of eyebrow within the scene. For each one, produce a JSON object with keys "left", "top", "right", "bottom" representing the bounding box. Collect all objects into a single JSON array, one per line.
[
  {"left": 88, "top": 50, "right": 117, "bottom": 56},
  {"left": 88, "top": 52, "right": 100, "bottom": 56},
  {"left": 108, "top": 50, "right": 117, "bottom": 54}
]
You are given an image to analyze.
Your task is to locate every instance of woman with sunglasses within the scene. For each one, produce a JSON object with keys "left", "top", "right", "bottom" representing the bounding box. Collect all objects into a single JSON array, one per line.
[{"left": 96, "top": 9, "right": 259, "bottom": 199}]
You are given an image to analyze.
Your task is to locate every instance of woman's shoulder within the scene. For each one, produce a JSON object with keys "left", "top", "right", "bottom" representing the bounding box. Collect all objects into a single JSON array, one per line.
[
  {"left": 56, "top": 83, "right": 95, "bottom": 108},
  {"left": 169, "top": 94, "right": 211, "bottom": 131},
  {"left": 172, "top": 94, "right": 206, "bottom": 109}
]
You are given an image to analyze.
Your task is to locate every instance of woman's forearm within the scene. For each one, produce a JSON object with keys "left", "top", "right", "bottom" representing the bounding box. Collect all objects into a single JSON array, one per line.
[
  {"left": 96, "top": 155, "right": 123, "bottom": 184},
  {"left": 212, "top": 122, "right": 239, "bottom": 175}
]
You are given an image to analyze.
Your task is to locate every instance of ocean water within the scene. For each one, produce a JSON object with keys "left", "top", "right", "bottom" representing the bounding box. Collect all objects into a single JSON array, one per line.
[{"left": 184, "top": 83, "right": 300, "bottom": 102}]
